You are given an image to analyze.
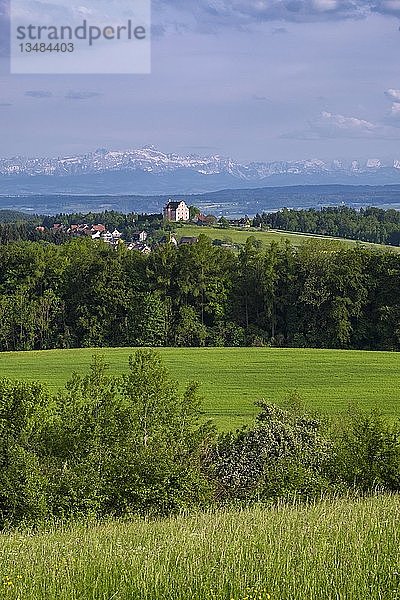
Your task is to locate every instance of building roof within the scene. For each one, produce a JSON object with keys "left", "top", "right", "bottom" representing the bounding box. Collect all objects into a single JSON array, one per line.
[
  {"left": 165, "top": 201, "right": 180, "bottom": 210},
  {"left": 92, "top": 224, "right": 106, "bottom": 232},
  {"left": 165, "top": 200, "right": 187, "bottom": 210}
]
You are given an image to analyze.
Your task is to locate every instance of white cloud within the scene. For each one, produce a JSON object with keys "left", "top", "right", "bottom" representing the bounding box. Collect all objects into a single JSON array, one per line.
[
  {"left": 385, "top": 89, "right": 400, "bottom": 102},
  {"left": 317, "top": 111, "right": 378, "bottom": 135},
  {"left": 389, "top": 103, "right": 400, "bottom": 118},
  {"left": 284, "top": 110, "right": 400, "bottom": 139},
  {"left": 384, "top": 89, "right": 400, "bottom": 125}
]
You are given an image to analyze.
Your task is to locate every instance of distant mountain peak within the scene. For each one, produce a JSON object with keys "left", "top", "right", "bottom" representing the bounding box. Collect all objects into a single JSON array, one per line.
[{"left": 1, "top": 146, "right": 400, "bottom": 196}]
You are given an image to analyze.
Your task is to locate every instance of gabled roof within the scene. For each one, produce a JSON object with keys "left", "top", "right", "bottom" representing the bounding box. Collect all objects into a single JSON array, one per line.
[
  {"left": 196, "top": 214, "right": 208, "bottom": 222},
  {"left": 92, "top": 224, "right": 106, "bottom": 232},
  {"left": 165, "top": 200, "right": 187, "bottom": 210},
  {"left": 165, "top": 201, "right": 180, "bottom": 210}
]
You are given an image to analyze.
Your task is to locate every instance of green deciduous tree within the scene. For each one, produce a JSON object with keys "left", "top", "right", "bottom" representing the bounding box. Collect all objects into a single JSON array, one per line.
[
  {"left": 0, "top": 380, "right": 50, "bottom": 527},
  {"left": 43, "top": 350, "right": 214, "bottom": 518}
]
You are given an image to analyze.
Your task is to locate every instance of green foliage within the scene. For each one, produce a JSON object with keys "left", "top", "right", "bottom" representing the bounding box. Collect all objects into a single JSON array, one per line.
[
  {"left": 0, "top": 232, "right": 400, "bottom": 352},
  {"left": 175, "top": 306, "right": 208, "bottom": 346},
  {"left": 211, "top": 398, "right": 331, "bottom": 502},
  {"left": 218, "top": 216, "right": 230, "bottom": 229},
  {"left": 331, "top": 407, "right": 400, "bottom": 491},
  {"left": 189, "top": 205, "right": 201, "bottom": 220},
  {"left": 0, "top": 380, "right": 50, "bottom": 527},
  {"left": 254, "top": 205, "right": 400, "bottom": 246},
  {"left": 14, "top": 350, "right": 215, "bottom": 522},
  {"left": 127, "top": 292, "right": 169, "bottom": 346},
  {"left": 110, "top": 350, "right": 214, "bottom": 515}
]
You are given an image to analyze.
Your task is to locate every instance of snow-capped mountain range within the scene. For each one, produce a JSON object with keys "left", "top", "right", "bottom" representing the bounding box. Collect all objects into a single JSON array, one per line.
[
  {"left": 1, "top": 146, "right": 399, "bottom": 178},
  {"left": 2, "top": 146, "right": 400, "bottom": 195}
]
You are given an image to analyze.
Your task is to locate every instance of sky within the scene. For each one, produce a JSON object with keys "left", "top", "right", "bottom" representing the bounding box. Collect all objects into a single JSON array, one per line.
[{"left": 1, "top": 0, "right": 400, "bottom": 162}]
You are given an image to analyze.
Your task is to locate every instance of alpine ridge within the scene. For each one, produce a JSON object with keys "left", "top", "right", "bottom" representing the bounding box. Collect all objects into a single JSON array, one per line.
[{"left": 2, "top": 146, "right": 400, "bottom": 195}]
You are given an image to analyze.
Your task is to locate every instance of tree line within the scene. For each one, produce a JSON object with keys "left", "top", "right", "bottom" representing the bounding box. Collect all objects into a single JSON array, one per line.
[
  {"left": 1, "top": 350, "right": 399, "bottom": 528},
  {"left": 253, "top": 206, "right": 400, "bottom": 246},
  {"left": 0, "top": 235, "right": 399, "bottom": 351}
]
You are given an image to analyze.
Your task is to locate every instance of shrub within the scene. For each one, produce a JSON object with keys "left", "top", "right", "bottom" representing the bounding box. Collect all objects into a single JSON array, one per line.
[
  {"left": 210, "top": 397, "right": 332, "bottom": 503},
  {"left": 330, "top": 407, "right": 400, "bottom": 492},
  {"left": 43, "top": 351, "right": 215, "bottom": 518}
]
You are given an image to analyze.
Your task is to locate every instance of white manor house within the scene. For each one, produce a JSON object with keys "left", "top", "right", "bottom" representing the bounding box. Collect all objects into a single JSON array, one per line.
[{"left": 163, "top": 200, "right": 190, "bottom": 222}]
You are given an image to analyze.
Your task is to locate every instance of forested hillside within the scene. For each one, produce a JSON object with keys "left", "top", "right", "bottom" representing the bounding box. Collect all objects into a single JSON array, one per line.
[
  {"left": 254, "top": 206, "right": 400, "bottom": 245},
  {"left": 0, "top": 235, "right": 399, "bottom": 351}
]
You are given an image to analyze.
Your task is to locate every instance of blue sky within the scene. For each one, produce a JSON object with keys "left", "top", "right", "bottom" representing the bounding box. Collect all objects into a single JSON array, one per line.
[{"left": 1, "top": 0, "right": 400, "bottom": 161}]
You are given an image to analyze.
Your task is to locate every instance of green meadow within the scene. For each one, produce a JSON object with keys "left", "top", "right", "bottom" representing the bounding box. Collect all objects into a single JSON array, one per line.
[
  {"left": 1, "top": 347, "right": 399, "bottom": 428},
  {"left": 176, "top": 224, "right": 400, "bottom": 252},
  {"left": 1, "top": 495, "right": 399, "bottom": 600}
]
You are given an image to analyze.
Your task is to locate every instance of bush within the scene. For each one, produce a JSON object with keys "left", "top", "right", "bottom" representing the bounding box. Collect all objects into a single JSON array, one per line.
[
  {"left": 330, "top": 407, "right": 400, "bottom": 492},
  {"left": 43, "top": 351, "right": 215, "bottom": 518},
  {"left": 209, "top": 397, "right": 332, "bottom": 503}
]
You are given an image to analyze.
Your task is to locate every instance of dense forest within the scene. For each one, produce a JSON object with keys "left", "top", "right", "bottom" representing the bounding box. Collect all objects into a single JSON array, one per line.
[
  {"left": 0, "top": 235, "right": 399, "bottom": 352},
  {"left": 254, "top": 206, "right": 400, "bottom": 245}
]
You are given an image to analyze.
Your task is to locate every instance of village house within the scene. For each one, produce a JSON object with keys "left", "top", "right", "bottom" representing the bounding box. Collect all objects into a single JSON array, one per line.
[
  {"left": 41, "top": 222, "right": 126, "bottom": 246},
  {"left": 159, "top": 233, "right": 178, "bottom": 247},
  {"left": 92, "top": 224, "right": 106, "bottom": 233},
  {"left": 193, "top": 214, "right": 209, "bottom": 226},
  {"left": 131, "top": 230, "right": 148, "bottom": 243},
  {"left": 101, "top": 231, "right": 114, "bottom": 243},
  {"left": 127, "top": 242, "right": 151, "bottom": 255},
  {"left": 163, "top": 200, "right": 190, "bottom": 222},
  {"left": 228, "top": 217, "right": 252, "bottom": 228}
]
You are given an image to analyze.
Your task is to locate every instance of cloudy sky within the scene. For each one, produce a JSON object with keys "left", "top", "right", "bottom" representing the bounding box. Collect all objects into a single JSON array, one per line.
[{"left": 1, "top": 0, "right": 400, "bottom": 161}]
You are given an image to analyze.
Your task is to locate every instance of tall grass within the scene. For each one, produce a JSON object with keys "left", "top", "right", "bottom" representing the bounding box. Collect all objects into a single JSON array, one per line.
[{"left": 1, "top": 495, "right": 399, "bottom": 600}]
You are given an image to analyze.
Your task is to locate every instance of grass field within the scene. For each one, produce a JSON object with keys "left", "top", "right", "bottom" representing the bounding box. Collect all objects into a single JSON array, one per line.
[
  {"left": 1, "top": 495, "right": 399, "bottom": 600},
  {"left": 1, "top": 347, "right": 399, "bottom": 429},
  {"left": 176, "top": 224, "right": 400, "bottom": 252}
]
